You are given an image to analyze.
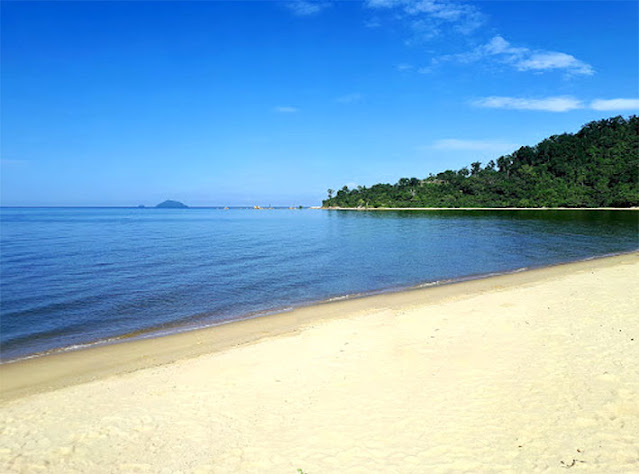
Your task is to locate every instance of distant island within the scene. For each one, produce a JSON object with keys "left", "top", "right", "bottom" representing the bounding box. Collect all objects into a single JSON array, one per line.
[
  {"left": 323, "top": 116, "right": 638, "bottom": 208},
  {"left": 155, "top": 200, "right": 189, "bottom": 209}
]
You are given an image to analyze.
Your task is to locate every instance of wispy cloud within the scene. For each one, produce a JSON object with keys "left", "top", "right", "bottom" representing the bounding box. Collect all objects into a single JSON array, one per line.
[
  {"left": 472, "top": 96, "right": 639, "bottom": 112},
  {"left": 335, "top": 93, "right": 363, "bottom": 104},
  {"left": 397, "top": 63, "right": 414, "bottom": 71},
  {"left": 364, "top": 18, "right": 382, "bottom": 28},
  {"left": 472, "top": 96, "right": 584, "bottom": 112},
  {"left": 517, "top": 52, "right": 593, "bottom": 75},
  {"left": 285, "top": 1, "right": 330, "bottom": 17},
  {"left": 274, "top": 106, "right": 299, "bottom": 113},
  {"left": 365, "top": 0, "right": 486, "bottom": 41},
  {"left": 590, "top": 98, "right": 639, "bottom": 111},
  {"left": 430, "top": 139, "right": 519, "bottom": 154},
  {"left": 365, "top": 2, "right": 593, "bottom": 77},
  {"left": 446, "top": 35, "right": 594, "bottom": 76}
]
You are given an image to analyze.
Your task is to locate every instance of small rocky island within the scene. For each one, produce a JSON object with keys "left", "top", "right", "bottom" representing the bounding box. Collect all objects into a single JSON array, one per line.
[{"left": 155, "top": 200, "right": 189, "bottom": 209}]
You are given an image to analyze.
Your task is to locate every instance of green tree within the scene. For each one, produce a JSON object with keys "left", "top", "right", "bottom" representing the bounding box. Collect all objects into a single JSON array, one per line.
[{"left": 322, "top": 116, "right": 639, "bottom": 208}]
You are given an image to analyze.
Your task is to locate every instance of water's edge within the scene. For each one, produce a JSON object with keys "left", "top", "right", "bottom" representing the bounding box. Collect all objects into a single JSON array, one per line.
[{"left": 3, "top": 249, "right": 636, "bottom": 365}]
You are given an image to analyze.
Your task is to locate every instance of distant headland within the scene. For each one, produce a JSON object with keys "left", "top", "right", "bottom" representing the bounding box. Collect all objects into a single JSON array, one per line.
[
  {"left": 323, "top": 116, "right": 638, "bottom": 209},
  {"left": 155, "top": 200, "right": 188, "bottom": 209}
]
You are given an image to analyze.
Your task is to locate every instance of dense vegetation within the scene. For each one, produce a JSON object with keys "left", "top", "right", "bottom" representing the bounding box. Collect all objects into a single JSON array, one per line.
[{"left": 323, "top": 116, "right": 638, "bottom": 208}]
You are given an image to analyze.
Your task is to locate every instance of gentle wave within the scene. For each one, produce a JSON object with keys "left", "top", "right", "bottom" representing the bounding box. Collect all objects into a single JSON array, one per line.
[
  {"left": 1, "top": 208, "right": 637, "bottom": 362},
  {"left": 3, "top": 248, "right": 637, "bottom": 364}
]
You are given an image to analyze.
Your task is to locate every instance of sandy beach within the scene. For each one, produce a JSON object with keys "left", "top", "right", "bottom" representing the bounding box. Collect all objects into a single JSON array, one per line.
[{"left": 1, "top": 253, "right": 638, "bottom": 473}]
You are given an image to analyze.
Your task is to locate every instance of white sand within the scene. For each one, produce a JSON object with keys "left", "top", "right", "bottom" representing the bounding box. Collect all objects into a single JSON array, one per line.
[{"left": 1, "top": 254, "right": 638, "bottom": 473}]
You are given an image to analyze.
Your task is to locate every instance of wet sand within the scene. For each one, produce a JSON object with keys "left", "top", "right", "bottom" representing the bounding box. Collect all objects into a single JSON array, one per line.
[{"left": 1, "top": 253, "right": 638, "bottom": 473}]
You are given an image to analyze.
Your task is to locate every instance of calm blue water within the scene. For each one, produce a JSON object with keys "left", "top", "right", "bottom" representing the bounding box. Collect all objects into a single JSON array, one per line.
[{"left": 1, "top": 208, "right": 637, "bottom": 361}]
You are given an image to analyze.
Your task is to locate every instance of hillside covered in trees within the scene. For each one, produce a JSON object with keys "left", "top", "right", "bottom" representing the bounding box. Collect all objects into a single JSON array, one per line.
[{"left": 323, "top": 116, "right": 638, "bottom": 208}]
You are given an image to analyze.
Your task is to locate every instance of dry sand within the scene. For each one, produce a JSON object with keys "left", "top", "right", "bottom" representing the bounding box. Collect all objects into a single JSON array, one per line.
[{"left": 1, "top": 253, "right": 638, "bottom": 473}]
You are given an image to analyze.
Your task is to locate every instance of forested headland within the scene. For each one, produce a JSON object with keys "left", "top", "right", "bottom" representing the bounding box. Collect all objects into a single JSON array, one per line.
[{"left": 323, "top": 116, "right": 638, "bottom": 208}]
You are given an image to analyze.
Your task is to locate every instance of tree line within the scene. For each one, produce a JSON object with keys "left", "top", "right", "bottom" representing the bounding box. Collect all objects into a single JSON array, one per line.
[{"left": 323, "top": 116, "right": 638, "bottom": 208}]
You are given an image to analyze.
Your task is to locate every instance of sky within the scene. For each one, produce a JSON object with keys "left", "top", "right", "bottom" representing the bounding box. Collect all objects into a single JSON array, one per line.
[{"left": 1, "top": 0, "right": 638, "bottom": 206}]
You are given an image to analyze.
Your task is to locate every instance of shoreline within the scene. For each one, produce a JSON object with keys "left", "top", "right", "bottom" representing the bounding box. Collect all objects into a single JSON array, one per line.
[
  {"left": 322, "top": 206, "right": 639, "bottom": 211},
  {"left": 1, "top": 251, "right": 636, "bottom": 403},
  {"left": 1, "top": 251, "right": 637, "bottom": 472},
  {"left": 2, "top": 249, "right": 636, "bottom": 368},
  {"left": 3, "top": 206, "right": 637, "bottom": 210}
]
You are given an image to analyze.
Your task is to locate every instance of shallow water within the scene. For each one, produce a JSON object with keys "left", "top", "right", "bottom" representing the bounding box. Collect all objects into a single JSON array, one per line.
[{"left": 1, "top": 208, "right": 637, "bottom": 361}]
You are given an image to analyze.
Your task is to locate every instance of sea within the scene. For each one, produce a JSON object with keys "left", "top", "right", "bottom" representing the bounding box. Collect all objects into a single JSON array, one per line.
[{"left": 1, "top": 207, "right": 637, "bottom": 362}]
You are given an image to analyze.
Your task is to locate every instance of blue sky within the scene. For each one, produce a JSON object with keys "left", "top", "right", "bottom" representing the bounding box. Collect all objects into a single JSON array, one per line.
[{"left": 2, "top": 0, "right": 638, "bottom": 206}]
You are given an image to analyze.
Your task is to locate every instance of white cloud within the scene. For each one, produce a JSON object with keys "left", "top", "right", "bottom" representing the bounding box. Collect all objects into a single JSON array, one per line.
[
  {"left": 472, "top": 96, "right": 584, "bottom": 112},
  {"left": 365, "top": 0, "right": 486, "bottom": 39},
  {"left": 431, "top": 139, "right": 519, "bottom": 154},
  {"left": 483, "top": 36, "right": 527, "bottom": 56},
  {"left": 590, "top": 98, "right": 639, "bottom": 111},
  {"left": 285, "top": 1, "right": 329, "bottom": 17},
  {"left": 274, "top": 106, "right": 299, "bottom": 113},
  {"left": 366, "top": 0, "right": 402, "bottom": 7},
  {"left": 406, "top": 18, "right": 441, "bottom": 42},
  {"left": 446, "top": 35, "right": 594, "bottom": 76},
  {"left": 336, "top": 93, "right": 363, "bottom": 104},
  {"left": 473, "top": 95, "right": 639, "bottom": 112},
  {"left": 516, "top": 51, "right": 593, "bottom": 75},
  {"left": 366, "top": 2, "right": 593, "bottom": 78}
]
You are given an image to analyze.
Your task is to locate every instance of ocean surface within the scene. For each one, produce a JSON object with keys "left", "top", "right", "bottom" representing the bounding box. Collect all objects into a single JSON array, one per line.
[{"left": 1, "top": 207, "right": 637, "bottom": 362}]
